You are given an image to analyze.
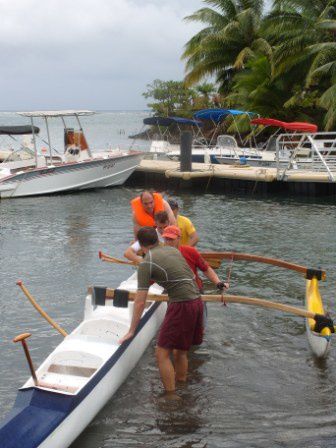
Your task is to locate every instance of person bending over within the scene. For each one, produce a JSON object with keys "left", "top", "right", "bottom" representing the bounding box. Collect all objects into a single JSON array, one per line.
[
  {"left": 119, "top": 226, "right": 203, "bottom": 395},
  {"left": 162, "top": 225, "right": 228, "bottom": 293},
  {"left": 124, "top": 211, "right": 169, "bottom": 264},
  {"left": 131, "top": 190, "right": 176, "bottom": 238}
]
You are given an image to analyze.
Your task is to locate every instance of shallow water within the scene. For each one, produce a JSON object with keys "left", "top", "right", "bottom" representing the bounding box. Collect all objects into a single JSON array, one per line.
[
  {"left": 0, "top": 112, "right": 336, "bottom": 447},
  {"left": 1, "top": 190, "right": 335, "bottom": 448}
]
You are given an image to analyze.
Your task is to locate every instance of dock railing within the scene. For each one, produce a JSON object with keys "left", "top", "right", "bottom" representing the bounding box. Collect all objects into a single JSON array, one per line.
[{"left": 276, "top": 132, "right": 336, "bottom": 182}]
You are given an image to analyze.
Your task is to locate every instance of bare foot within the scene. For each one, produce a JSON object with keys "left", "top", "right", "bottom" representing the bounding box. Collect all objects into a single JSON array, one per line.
[{"left": 158, "top": 391, "right": 182, "bottom": 402}]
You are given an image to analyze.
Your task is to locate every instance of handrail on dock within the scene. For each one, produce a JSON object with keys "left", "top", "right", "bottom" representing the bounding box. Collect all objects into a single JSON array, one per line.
[{"left": 276, "top": 131, "right": 336, "bottom": 182}]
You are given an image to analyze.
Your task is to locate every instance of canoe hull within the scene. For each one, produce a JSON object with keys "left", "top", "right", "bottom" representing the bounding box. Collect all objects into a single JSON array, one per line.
[
  {"left": 305, "top": 278, "right": 331, "bottom": 358},
  {"left": 0, "top": 287, "right": 166, "bottom": 448},
  {"left": 40, "top": 301, "right": 166, "bottom": 448}
]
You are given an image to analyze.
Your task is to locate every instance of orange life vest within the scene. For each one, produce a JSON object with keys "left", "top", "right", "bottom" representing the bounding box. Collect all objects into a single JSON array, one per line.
[{"left": 131, "top": 193, "right": 164, "bottom": 227}]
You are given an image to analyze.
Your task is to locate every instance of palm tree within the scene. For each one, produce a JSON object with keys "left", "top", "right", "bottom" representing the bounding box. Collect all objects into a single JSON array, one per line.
[
  {"left": 264, "top": 0, "right": 336, "bottom": 128},
  {"left": 182, "top": 0, "right": 270, "bottom": 91}
]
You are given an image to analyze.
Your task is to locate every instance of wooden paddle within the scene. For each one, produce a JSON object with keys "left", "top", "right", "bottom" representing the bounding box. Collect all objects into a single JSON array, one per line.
[
  {"left": 13, "top": 333, "right": 38, "bottom": 385},
  {"left": 16, "top": 281, "right": 68, "bottom": 337},
  {"left": 99, "top": 251, "right": 136, "bottom": 266},
  {"left": 103, "top": 288, "right": 335, "bottom": 332}
]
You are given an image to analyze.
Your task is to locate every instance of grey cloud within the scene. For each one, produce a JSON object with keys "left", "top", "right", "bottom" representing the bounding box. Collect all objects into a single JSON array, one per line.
[{"left": 0, "top": 0, "right": 204, "bottom": 110}]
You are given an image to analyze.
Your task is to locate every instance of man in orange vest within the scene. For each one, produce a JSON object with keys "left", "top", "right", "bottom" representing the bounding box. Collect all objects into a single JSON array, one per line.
[{"left": 131, "top": 190, "right": 176, "bottom": 237}]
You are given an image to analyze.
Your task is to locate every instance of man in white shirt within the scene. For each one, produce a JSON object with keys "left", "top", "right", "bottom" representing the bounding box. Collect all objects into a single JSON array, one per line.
[{"left": 124, "top": 211, "right": 169, "bottom": 264}]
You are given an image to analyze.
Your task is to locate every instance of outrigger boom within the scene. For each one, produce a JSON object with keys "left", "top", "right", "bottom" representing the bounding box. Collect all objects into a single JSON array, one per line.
[
  {"left": 99, "top": 250, "right": 326, "bottom": 279},
  {"left": 99, "top": 250, "right": 332, "bottom": 357}
]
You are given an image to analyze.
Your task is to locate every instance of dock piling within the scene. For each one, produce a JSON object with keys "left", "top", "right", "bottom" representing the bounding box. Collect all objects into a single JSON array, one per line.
[{"left": 180, "top": 131, "right": 193, "bottom": 172}]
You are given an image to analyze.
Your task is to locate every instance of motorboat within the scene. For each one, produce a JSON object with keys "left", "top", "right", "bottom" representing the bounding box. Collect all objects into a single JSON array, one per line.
[
  {"left": 0, "top": 273, "right": 167, "bottom": 448},
  {"left": 0, "top": 111, "right": 144, "bottom": 199},
  {"left": 214, "top": 118, "right": 319, "bottom": 167},
  {"left": 144, "top": 109, "right": 258, "bottom": 163}
]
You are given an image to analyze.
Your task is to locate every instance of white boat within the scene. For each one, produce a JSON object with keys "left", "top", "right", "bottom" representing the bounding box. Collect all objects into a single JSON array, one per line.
[
  {"left": 0, "top": 111, "right": 144, "bottom": 199},
  {"left": 0, "top": 273, "right": 167, "bottom": 448}
]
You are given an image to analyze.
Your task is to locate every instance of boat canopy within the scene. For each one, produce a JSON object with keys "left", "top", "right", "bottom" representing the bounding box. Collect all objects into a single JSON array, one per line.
[
  {"left": 143, "top": 116, "right": 203, "bottom": 127},
  {"left": 0, "top": 125, "right": 40, "bottom": 135},
  {"left": 251, "top": 118, "right": 318, "bottom": 133},
  {"left": 17, "top": 110, "right": 95, "bottom": 118},
  {"left": 193, "top": 108, "right": 256, "bottom": 123}
]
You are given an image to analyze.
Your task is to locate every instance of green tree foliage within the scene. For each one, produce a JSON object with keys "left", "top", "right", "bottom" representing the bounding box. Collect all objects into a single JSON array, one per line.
[
  {"left": 182, "top": 0, "right": 268, "bottom": 91},
  {"left": 142, "top": 80, "right": 195, "bottom": 116},
  {"left": 179, "top": 0, "right": 336, "bottom": 130},
  {"left": 142, "top": 79, "right": 219, "bottom": 116}
]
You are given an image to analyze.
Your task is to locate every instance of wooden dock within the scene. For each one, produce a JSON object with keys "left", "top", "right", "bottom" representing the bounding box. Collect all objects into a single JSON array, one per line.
[{"left": 126, "top": 159, "right": 336, "bottom": 197}]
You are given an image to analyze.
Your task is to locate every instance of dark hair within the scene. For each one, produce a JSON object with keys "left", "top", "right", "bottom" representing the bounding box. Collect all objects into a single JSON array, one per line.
[
  {"left": 137, "top": 227, "right": 158, "bottom": 247},
  {"left": 154, "top": 211, "right": 169, "bottom": 224},
  {"left": 167, "top": 199, "right": 178, "bottom": 210}
]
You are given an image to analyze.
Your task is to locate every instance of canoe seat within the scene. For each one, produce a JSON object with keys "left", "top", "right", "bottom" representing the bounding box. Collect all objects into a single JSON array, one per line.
[{"left": 47, "top": 363, "right": 97, "bottom": 378}]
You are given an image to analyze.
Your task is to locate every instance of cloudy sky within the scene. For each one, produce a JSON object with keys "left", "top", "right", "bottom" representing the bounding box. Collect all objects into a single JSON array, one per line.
[{"left": 0, "top": 0, "right": 206, "bottom": 110}]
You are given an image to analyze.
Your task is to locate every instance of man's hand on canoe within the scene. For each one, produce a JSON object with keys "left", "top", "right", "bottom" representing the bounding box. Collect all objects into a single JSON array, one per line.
[{"left": 118, "top": 330, "right": 135, "bottom": 344}]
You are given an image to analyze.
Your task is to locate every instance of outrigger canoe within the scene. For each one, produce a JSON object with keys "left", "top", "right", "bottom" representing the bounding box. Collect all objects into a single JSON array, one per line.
[
  {"left": 0, "top": 254, "right": 333, "bottom": 448},
  {"left": 0, "top": 274, "right": 167, "bottom": 448}
]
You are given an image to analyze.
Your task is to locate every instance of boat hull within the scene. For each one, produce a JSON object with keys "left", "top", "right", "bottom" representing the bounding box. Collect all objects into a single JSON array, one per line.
[
  {"left": 305, "top": 278, "right": 331, "bottom": 358},
  {"left": 0, "top": 152, "right": 143, "bottom": 198},
  {"left": 0, "top": 289, "right": 166, "bottom": 448}
]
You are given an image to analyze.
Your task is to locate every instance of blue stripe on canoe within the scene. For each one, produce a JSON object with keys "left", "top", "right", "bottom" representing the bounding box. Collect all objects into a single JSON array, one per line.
[{"left": 0, "top": 302, "right": 161, "bottom": 448}]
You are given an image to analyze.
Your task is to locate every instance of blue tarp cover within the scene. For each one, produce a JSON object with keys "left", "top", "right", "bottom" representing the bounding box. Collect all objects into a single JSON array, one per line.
[
  {"left": 193, "top": 108, "right": 255, "bottom": 123},
  {"left": 143, "top": 116, "right": 203, "bottom": 127}
]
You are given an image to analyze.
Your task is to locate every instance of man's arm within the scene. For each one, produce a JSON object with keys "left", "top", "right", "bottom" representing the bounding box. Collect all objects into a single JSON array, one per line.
[
  {"left": 204, "top": 266, "right": 229, "bottom": 289},
  {"left": 133, "top": 212, "right": 141, "bottom": 238},
  {"left": 118, "top": 289, "right": 148, "bottom": 343},
  {"left": 184, "top": 218, "right": 199, "bottom": 246},
  {"left": 188, "top": 230, "right": 199, "bottom": 247},
  {"left": 124, "top": 241, "right": 142, "bottom": 264},
  {"left": 163, "top": 199, "right": 177, "bottom": 225}
]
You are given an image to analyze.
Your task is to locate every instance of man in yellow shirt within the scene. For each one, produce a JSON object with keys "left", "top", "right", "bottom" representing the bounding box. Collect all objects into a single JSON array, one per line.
[{"left": 167, "top": 199, "right": 199, "bottom": 246}]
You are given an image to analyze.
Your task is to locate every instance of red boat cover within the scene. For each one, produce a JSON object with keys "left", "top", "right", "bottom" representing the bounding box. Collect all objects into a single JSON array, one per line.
[{"left": 251, "top": 118, "right": 317, "bottom": 133}]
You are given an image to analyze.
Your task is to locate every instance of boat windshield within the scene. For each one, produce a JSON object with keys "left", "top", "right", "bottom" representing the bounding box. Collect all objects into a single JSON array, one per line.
[{"left": 2, "top": 146, "right": 35, "bottom": 162}]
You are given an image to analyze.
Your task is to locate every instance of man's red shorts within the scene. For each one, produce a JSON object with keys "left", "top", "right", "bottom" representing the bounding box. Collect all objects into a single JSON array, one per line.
[{"left": 157, "top": 298, "right": 204, "bottom": 351}]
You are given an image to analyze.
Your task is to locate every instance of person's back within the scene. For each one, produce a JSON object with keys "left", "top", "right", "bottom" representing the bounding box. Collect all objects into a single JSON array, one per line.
[{"left": 138, "top": 245, "right": 199, "bottom": 302}]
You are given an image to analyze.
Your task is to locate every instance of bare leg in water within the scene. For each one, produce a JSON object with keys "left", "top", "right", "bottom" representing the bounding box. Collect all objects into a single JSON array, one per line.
[
  {"left": 173, "top": 349, "right": 188, "bottom": 382},
  {"left": 156, "top": 346, "right": 182, "bottom": 399}
]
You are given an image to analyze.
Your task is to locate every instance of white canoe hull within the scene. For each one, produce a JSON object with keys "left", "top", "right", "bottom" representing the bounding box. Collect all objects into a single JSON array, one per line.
[
  {"left": 0, "top": 275, "right": 166, "bottom": 448},
  {"left": 305, "top": 319, "right": 331, "bottom": 358},
  {"left": 40, "top": 300, "right": 166, "bottom": 448}
]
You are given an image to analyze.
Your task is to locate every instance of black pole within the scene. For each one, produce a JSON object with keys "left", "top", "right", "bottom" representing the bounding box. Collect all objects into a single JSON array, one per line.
[{"left": 180, "top": 131, "right": 192, "bottom": 172}]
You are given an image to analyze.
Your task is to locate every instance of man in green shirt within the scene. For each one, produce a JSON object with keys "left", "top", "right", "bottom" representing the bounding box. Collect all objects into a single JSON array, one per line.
[{"left": 119, "top": 226, "right": 203, "bottom": 395}]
